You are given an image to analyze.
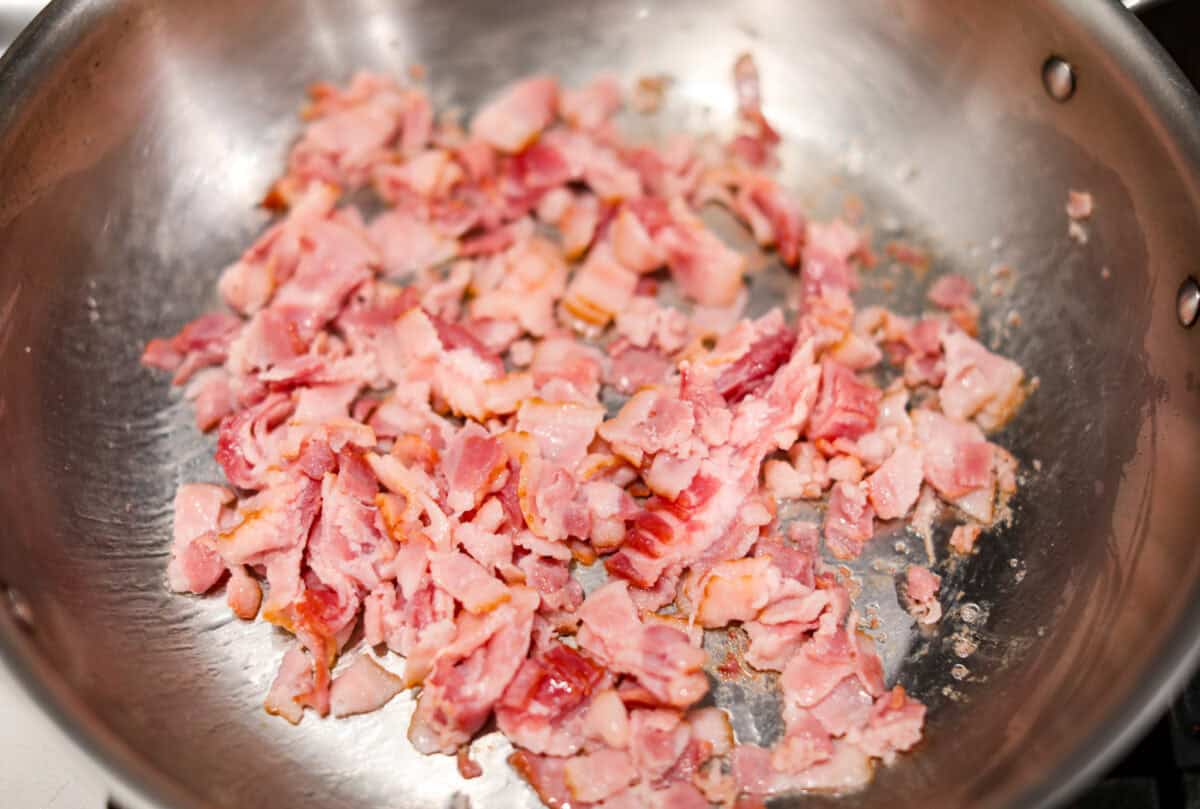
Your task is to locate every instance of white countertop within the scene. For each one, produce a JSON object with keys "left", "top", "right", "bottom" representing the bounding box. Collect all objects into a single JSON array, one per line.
[{"left": 0, "top": 665, "right": 109, "bottom": 809}]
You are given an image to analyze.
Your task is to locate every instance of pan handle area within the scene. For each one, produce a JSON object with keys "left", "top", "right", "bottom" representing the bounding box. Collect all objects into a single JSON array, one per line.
[{"left": 1123, "top": 0, "right": 1176, "bottom": 14}]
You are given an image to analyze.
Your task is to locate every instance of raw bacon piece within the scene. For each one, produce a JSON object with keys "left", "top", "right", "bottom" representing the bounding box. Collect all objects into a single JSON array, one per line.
[
  {"left": 904, "top": 565, "right": 942, "bottom": 625},
  {"left": 808, "top": 361, "right": 881, "bottom": 442},
  {"left": 559, "top": 74, "right": 622, "bottom": 131},
  {"left": 472, "top": 76, "right": 559, "bottom": 153},
  {"left": 142, "top": 312, "right": 242, "bottom": 385},
  {"left": 497, "top": 643, "right": 604, "bottom": 756},
  {"left": 940, "top": 330, "right": 1026, "bottom": 431},
  {"left": 865, "top": 444, "right": 923, "bottom": 520},
  {"left": 330, "top": 655, "right": 404, "bottom": 717},
  {"left": 409, "top": 587, "right": 538, "bottom": 754},
  {"left": 912, "top": 409, "right": 994, "bottom": 501},
  {"left": 166, "top": 483, "right": 235, "bottom": 594},
  {"left": 577, "top": 581, "right": 708, "bottom": 709},
  {"left": 823, "top": 481, "right": 875, "bottom": 560}
]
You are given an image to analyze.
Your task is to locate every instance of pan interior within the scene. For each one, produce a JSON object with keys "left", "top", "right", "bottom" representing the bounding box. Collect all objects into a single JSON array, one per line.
[{"left": 2, "top": 2, "right": 1200, "bottom": 809}]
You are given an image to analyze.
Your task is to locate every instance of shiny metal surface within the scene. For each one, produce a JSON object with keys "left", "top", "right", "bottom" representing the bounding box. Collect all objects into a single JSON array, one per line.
[
  {"left": 1177, "top": 278, "right": 1200, "bottom": 327},
  {"left": 1041, "top": 57, "right": 1077, "bottom": 103},
  {"left": 1, "top": 2, "right": 1200, "bottom": 809}
]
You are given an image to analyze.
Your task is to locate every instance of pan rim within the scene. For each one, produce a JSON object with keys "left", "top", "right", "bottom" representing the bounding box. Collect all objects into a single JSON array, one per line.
[{"left": 1, "top": 1, "right": 1200, "bottom": 808}]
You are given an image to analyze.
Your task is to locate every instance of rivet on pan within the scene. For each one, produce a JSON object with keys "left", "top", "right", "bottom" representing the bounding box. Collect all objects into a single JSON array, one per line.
[
  {"left": 1, "top": 582, "right": 34, "bottom": 631},
  {"left": 1042, "top": 57, "right": 1076, "bottom": 102},
  {"left": 1178, "top": 277, "right": 1200, "bottom": 328}
]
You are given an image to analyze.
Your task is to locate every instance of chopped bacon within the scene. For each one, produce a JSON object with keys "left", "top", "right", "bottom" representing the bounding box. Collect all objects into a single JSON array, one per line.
[
  {"left": 684, "top": 557, "right": 781, "bottom": 628},
  {"left": 657, "top": 200, "right": 747, "bottom": 306},
  {"left": 497, "top": 643, "right": 604, "bottom": 756},
  {"left": 226, "top": 565, "right": 263, "bottom": 620},
  {"left": 368, "top": 209, "right": 458, "bottom": 280},
  {"left": 715, "top": 325, "right": 798, "bottom": 404},
  {"left": 271, "top": 74, "right": 417, "bottom": 200},
  {"left": 927, "top": 274, "right": 974, "bottom": 310},
  {"left": 565, "top": 748, "right": 638, "bottom": 803},
  {"left": 440, "top": 423, "right": 507, "bottom": 514},
  {"left": 939, "top": 330, "right": 1026, "bottom": 431},
  {"left": 409, "top": 587, "right": 538, "bottom": 754},
  {"left": 142, "top": 312, "right": 242, "bottom": 385},
  {"left": 472, "top": 76, "right": 559, "bottom": 153},
  {"left": 850, "top": 686, "right": 926, "bottom": 764},
  {"left": 950, "top": 522, "right": 983, "bottom": 555},
  {"left": 905, "top": 565, "right": 942, "bottom": 625},
  {"left": 578, "top": 582, "right": 708, "bottom": 708},
  {"left": 563, "top": 245, "right": 638, "bottom": 326},
  {"left": 559, "top": 74, "right": 622, "bottom": 131},
  {"left": 145, "top": 58, "right": 1042, "bottom": 801},
  {"left": 1067, "top": 189, "right": 1094, "bottom": 220},
  {"left": 823, "top": 481, "right": 875, "bottom": 560},
  {"left": 330, "top": 655, "right": 404, "bottom": 717},
  {"left": 808, "top": 361, "right": 881, "bottom": 442},
  {"left": 166, "top": 483, "right": 235, "bottom": 594},
  {"left": 865, "top": 444, "right": 923, "bottom": 520},
  {"left": 429, "top": 551, "right": 511, "bottom": 614},
  {"left": 912, "top": 409, "right": 994, "bottom": 501}
]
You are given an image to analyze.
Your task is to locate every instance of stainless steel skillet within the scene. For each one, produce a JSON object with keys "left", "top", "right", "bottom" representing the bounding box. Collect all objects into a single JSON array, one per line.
[{"left": 2, "top": 1, "right": 1200, "bottom": 808}]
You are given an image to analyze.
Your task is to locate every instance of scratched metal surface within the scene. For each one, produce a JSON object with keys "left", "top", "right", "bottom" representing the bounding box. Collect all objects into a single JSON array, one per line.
[{"left": 2, "top": 2, "right": 1200, "bottom": 809}]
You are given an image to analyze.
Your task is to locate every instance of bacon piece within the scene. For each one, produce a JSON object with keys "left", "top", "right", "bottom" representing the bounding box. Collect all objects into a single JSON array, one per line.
[
  {"left": 440, "top": 423, "right": 507, "bottom": 514},
  {"left": 496, "top": 642, "right": 604, "bottom": 756},
  {"left": 950, "top": 522, "right": 983, "bottom": 555},
  {"left": 563, "top": 245, "right": 638, "bottom": 326},
  {"left": 865, "top": 443, "right": 923, "bottom": 520},
  {"left": 808, "top": 361, "right": 881, "bottom": 443},
  {"left": 939, "top": 330, "right": 1026, "bottom": 431},
  {"left": 559, "top": 74, "right": 622, "bottom": 131},
  {"left": 226, "top": 565, "right": 263, "bottom": 620},
  {"left": 905, "top": 565, "right": 942, "bottom": 625},
  {"left": 585, "top": 688, "right": 631, "bottom": 749},
  {"left": 471, "top": 76, "right": 559, "bottom": 153},
  {"left": 912, "top": 409, "right": 993, "bottom": 501},
  {"left": 684, "top": 557, "right": 781, "bottom": 628},
  {"left": 368, "top": 209, "right": 458, "bottom": 280},
  {"left": 598, "top": 388, "right": 695, "bottom": 467},
  {"left": 142, "top": 312, "right": 242, "bottom": 385},
  {"left": 565, "top": 749, "right": 638, "bottom": 803},
  {"left": 408, "top": 587, "right": 538, "bottom": 754},
  {"left": 429, "top": 551, "right": 511, "bottom": 614},
  {"left": 508, "top": 751, "right": 572, "bottom": 809},
  {"left": 744, "top": 586, "right": 845, "bottom": 672},
  {"left": 264, "top": 644, "right": 317, "bottom": 724},
  {"left": 798, "top": 220, "right": 863, "bottom": 303},
  {"left": 715, "top": 325, "right": 798, "bottom": 404},
  {"left": 608, "top": 343, "right": 673, "bottom": 395},
  {"left": 630, "top": 708, "right": 691, "bottom": 782},
  {"left": 773, "top": 707, "right": 834, "bottom": 773},
  {"left": 273, "top": 74, "right": 417, "bottom": 199},
  {"left": 612, "top": 206, "right": 667, "bottom": 272},
  {"left": 656, "top": 199, "right": 747, "bottom": 307},
  {"left": 927, "top": 274, "right": 974, "bottom": 310},
  {"left": 823, "top": 481, "right": 875, "bottom": 560},
  {"left": 330, "top": 655, "right": 404, "bottom": 717},
  {"left": 734, "top": 176, "right": 806, "bottom": 266},
  {"left": 166, "top": 483, "right": 235, "bottom": 594},
  {"left": 577, "top": 581, "right": 708, "bottom": 708},
  {"left": 615, "top": 296, "right": 688, "bottom": 352},
  {"left": 850, "top": 686, "right": 926, "bottom": 764}
]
